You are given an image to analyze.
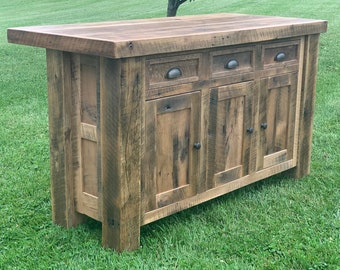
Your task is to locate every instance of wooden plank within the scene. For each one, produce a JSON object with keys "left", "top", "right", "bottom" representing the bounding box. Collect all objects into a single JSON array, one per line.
[
  {"left": 214, "top": 165, "right": 242, "bottom": 185},
  {"left": 8, "top": 14, "right": 327, "bottom": 58},
  {"left": 286, "top": 73, "right": 298, "bottom": 161},
  {"left": 141, "top": 102, "right": 157, "bottom": 212},
  {"left": 206, "top": 88, "right": 218, "bottom": 189},
  {"left": 101, "top": 57, "right": 144, "bottom": 252},
  {"left": 290, "top": 38, "right": 305, "bottom": 164},
  {"left": 263, "top": 150, "right": 288, "bottom": 168},
  {"left": 46, "top": 49, "right": 85, "bottom": 227},
  {"left": 289, "top": 34, "right": 321, "bottom": 178},
  {"left": 69, "top": 53, "right": 85, "bottom": 217},
  {"left": 199, "top": 87, "right": 210, "bottom": 192},
  {"left": 80, "top": 192, "right": 100, "bottom": 221},
  {"left": 156, "top": 185, "right": 191, "bottom": 208}
]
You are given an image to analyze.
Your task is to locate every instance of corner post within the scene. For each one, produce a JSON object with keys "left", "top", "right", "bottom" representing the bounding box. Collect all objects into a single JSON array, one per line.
[
  {"left": 100, "top": 56, "right": 144, "bottom": 251},
  {"left": 46, "top": 49, "right": 85, "bottom": 227},
  {"left": 290, "top": 34, "right": 321, "bottom": 178}
]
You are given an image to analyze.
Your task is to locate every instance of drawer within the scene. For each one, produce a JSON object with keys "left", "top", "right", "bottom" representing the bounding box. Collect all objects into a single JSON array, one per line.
[
  {"left": 211, "top": 47, "right": 254, "bottom": 80},
  {"left": 146, "top": 54, "right": 201, "bottom": 90},
  {"left": 263, "top": 40, "right": 300, "bottom": 67}
]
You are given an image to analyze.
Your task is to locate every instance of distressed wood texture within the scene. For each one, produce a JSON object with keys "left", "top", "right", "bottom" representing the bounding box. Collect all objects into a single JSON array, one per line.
[
  {"left": 288, "top": 34, "right": 321, "bottom": 178},
  {"left": 142, "top": 92, "right": 201, "bottom": 212},
  {"left": 8, "top": 13, "right": 327, "bottom": 58},
  {"left": 8, "top": 14, "right": 327, "bottom": 252},
  {"left": 46, "top": 49, "right": 86, "bottom": 227},
  {"left": 101, "top": 57, "right": 144, "bottom": 251},
  {"left": 208, "top": 82, "right": 255, "bottom": 186}
]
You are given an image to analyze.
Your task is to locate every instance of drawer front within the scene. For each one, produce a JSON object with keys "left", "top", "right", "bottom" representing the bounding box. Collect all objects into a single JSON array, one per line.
[
  {"left": 263, "top": 40, "right": 300, "bottom": 68},
  {"left": 146, "top": 54, "right": 201, "bottom": 90},
  {"left": 211, "top": 47, "right": 254, "bottom": 80}
]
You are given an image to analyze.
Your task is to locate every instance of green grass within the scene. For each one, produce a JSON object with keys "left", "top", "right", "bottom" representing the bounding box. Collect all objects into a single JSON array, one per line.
[{"left": 0, "top": 0, "right": 339, "bottom": 269}]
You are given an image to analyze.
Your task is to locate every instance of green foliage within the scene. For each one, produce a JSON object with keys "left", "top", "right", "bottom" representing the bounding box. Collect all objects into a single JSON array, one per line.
[{"left": 0, "top": 0, "right": 339, "bottom": 269}]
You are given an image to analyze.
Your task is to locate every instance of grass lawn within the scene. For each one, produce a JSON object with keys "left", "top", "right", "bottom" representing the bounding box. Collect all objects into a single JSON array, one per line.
[{"left": 0, "top": 0, "right": 339, "bottom": 269}]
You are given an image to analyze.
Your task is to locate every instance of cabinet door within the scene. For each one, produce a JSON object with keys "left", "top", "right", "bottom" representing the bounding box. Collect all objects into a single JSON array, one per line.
[
  {"left": 142, "top": 92, "right": 201, "bottom": 212},
  {"left": 258, "top": 72, "right": 298, "bottom": 169},
  {"left": 208, "top": 81, "right": 255, "bottom": 186}
]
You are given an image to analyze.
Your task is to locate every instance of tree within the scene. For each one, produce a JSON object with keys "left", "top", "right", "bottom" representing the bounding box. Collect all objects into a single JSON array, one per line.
[{"left": 167, "top": 0, "right": 195, "bottom": 17}]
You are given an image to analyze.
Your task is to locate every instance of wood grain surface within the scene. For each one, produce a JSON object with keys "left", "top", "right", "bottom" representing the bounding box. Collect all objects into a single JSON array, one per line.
[{"left": 8, "top": 13, "right": 327, "bottom": 58}]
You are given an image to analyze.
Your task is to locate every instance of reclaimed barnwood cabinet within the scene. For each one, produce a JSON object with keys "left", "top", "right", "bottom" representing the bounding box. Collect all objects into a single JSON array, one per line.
[{"left": 7, "top": 13, "right": 327, "bottom": 252}]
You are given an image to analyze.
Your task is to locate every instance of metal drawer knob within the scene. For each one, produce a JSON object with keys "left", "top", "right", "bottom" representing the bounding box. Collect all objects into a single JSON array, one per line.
[
  {"left": 166, "top": 67, "right": 182, "bottom": 79},
  {"left": 246, "top": 128, "right": 254, "bottom": 134},
  {"left": 225, "top": 59, "right": 239, "bottom": 69},
  {"left": 275, "top": 52, "right": 286, "bottom": 62},
  {"left": 193, "top": 142, "right": 201, "bottom": 150},
  {"left": 261, "top": 123, "right": 268, "bottom": 129}
]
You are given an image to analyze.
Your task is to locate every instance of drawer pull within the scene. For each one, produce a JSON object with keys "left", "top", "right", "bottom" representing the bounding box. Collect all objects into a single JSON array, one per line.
[
  {"left": 261, "top": 123, "right": 268, "bottom": 129},
  {"left": 166, "top": 67, "right": 182, "bottom": 79},
  {"left": 275, "top": 52, "right": 286, "bottom": 62},
  {"left": 225, "top": 59, "right": 239, "bottom": 69}
]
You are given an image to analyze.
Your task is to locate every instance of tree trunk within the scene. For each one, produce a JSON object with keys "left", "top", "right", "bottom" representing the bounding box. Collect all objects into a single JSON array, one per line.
[{"left": 167, "top": 0, "right": 188, "bottom": 17}]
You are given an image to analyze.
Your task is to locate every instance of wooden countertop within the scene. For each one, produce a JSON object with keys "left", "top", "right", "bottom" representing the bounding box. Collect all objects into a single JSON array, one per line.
[{"left": 7, "top": 13, "right": 327, "bottom": 58}]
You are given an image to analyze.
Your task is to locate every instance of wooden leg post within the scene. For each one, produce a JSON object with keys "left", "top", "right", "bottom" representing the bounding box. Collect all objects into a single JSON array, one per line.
[
  {"left": 46, "top": 49, "right": 85, "bottom": 227},
  {"left": 101, "top": 57, "right": 144, "bottom": 251},
  {"left": 290, "top": 34, "right": 321, "bottom": 179}
]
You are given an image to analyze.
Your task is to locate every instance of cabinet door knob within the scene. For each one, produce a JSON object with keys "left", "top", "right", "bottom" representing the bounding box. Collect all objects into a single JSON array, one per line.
[
  {"left": 246, "top": 128, "right": 254, "bottom": 134},
  {"left": 225, "top": 59, "right": 239, "bottom": 69},
  {"left": 275, "top": 52, "right": 286, "bottom": 62},
  {"left": 261, "top": 123, "right": 268, "bottom": 129},
  {"left": 193, "top": 142, "right": 201, "bottom": 150},
  {"left": 166, "top": 67, "right": 182, "bottom": 79}
]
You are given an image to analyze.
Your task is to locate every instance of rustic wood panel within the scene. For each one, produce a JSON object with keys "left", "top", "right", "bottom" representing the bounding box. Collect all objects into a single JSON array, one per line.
[
  {"left": 156, "top": 109, "right": 191, "bottom": 193},
  {"left": 258, "top": 72, "right": 298, "bottom": 170},
  {"left": 80, "top": 56, "right": 99, "bottom": 125},
  {"left": 143, "top": 92, "right": 201, "bottom": 210},
  {"left": 81, "top": 140, "right": 98, "bottom": 196},
  {"left": 208, "top": 82, "right": 255, "bottom": 186},
  {"left": 80, "top": 52, "right": 99, "bottom": 194}
]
